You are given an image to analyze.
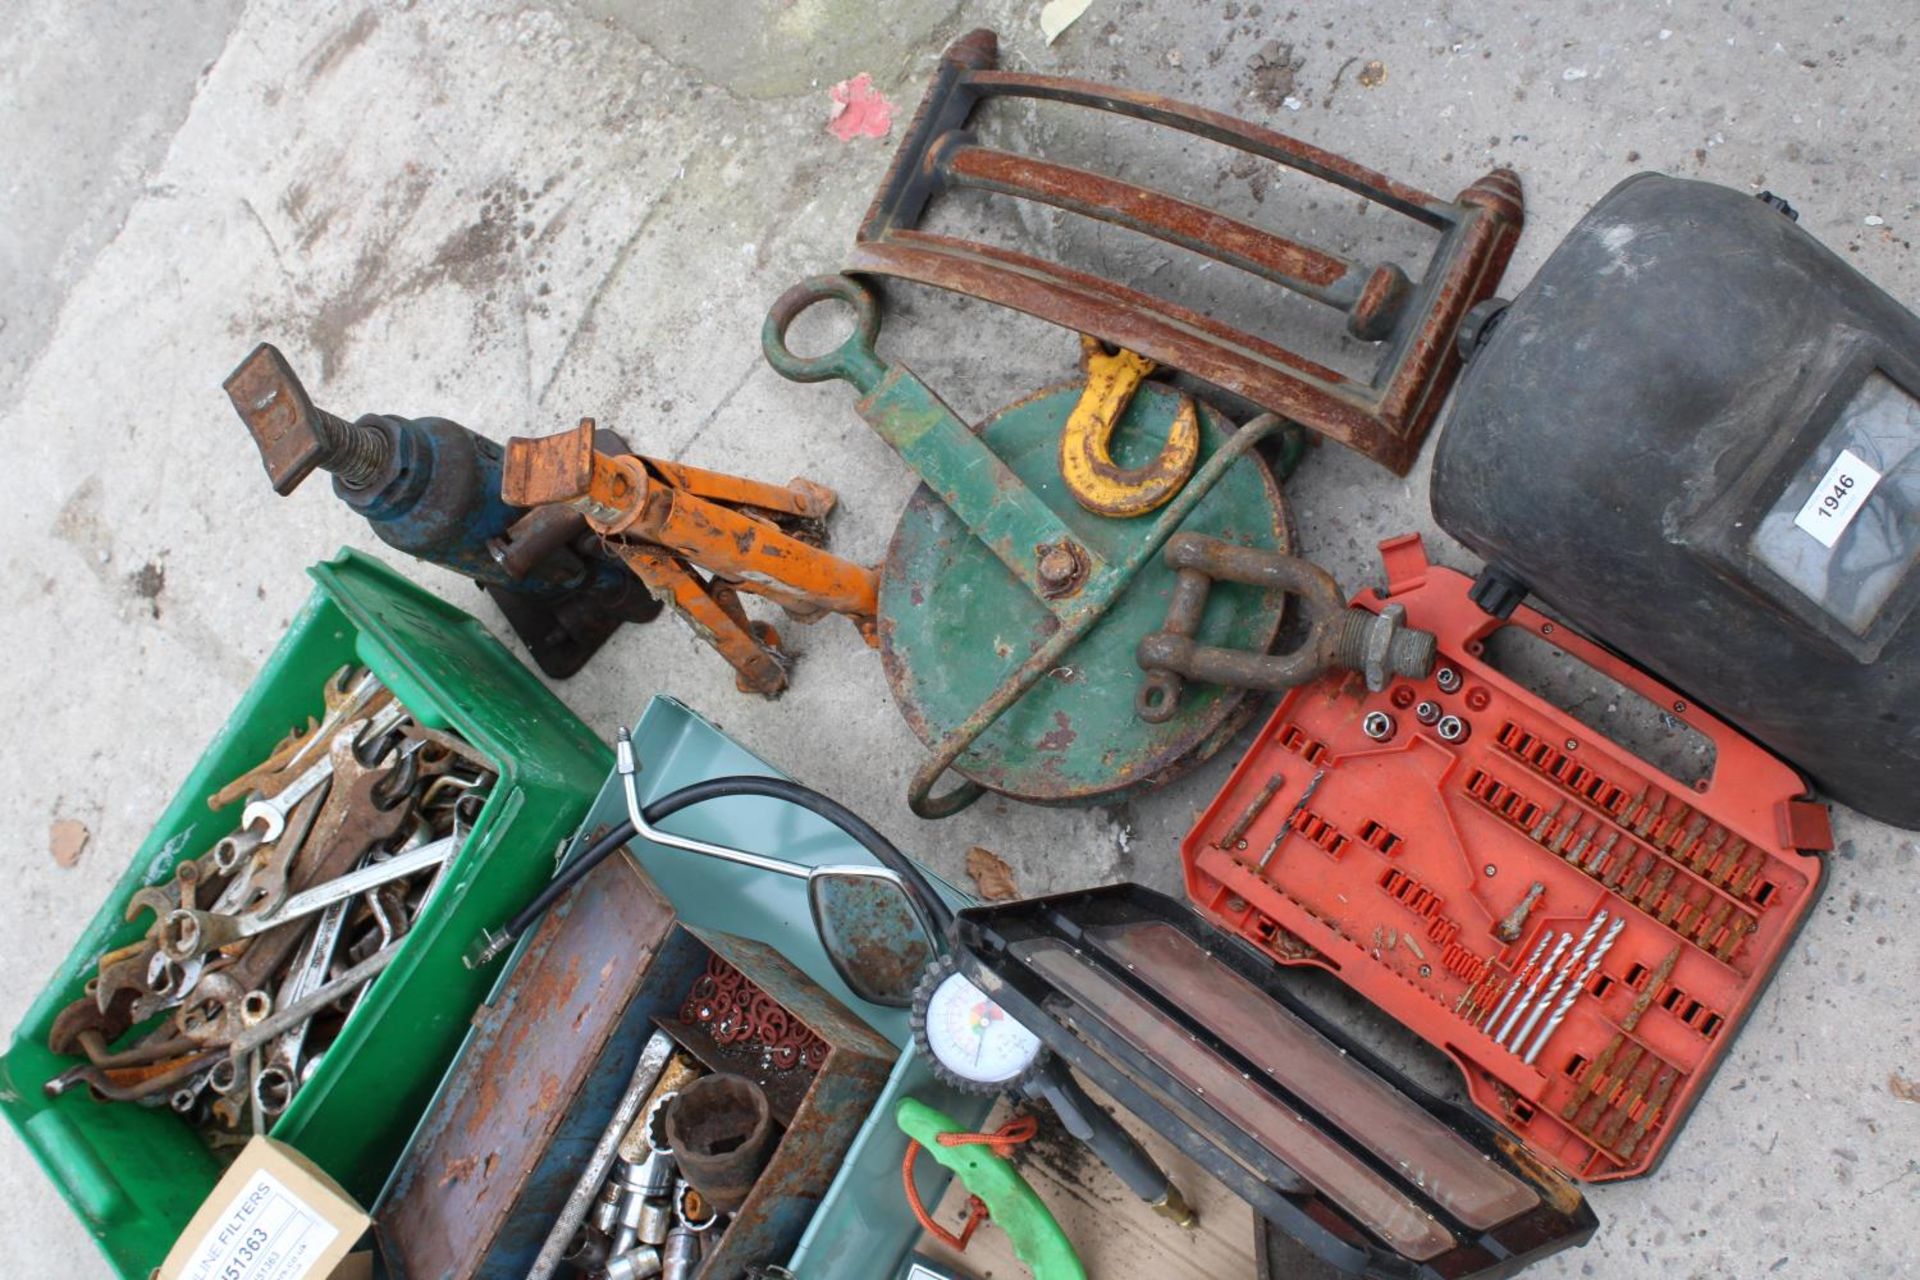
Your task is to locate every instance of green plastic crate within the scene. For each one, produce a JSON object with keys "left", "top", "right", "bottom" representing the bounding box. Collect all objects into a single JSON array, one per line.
[{"left": 0, "top": 549, "right": 611, "bottom": 1278}]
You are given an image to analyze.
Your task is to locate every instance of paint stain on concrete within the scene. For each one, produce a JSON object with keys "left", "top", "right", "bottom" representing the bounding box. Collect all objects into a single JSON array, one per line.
[
  {"left": 126, "top": 557, "right": 166, "bottom": 619},
  {"left": 826, "top": 73, "right": 894, "bottom": 139},
  {"left": 49, "top": 818, "right": 90, "bottom": 868}
]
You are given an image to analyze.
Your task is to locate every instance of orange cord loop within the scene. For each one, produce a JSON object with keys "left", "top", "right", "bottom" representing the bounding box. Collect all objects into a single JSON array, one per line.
[{"left": 901, "top": 1115, "right": 1039, "bottom": 1252}]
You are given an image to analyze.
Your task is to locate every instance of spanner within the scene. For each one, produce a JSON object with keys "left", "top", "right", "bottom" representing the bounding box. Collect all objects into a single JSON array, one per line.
[
  {"left": 129, "top": 951, "right": 206, "bottom": 1023},
  {"left": 176, "top": 749, "right": 411, "bottom": 1042},
  {"left": 209, "top": 666, "right": 387, "bottom": 811},
  {"left": 162, "top": 834, "right": 459, "bottom": 958},
  {"left": 241, "top": 700, "right": 405, "bottom": 841},
  {"left": 258, "top": 898, "right": 351, "bottom": 1108}
]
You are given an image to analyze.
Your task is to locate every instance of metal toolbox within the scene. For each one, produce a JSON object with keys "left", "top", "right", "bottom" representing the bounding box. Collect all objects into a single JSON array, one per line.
[
  {"left": 375, "top": 855, "right": 896, "bottom": 1278},
  {"left": 375, "top": 696, "right": 977, "bottom": 1278}
]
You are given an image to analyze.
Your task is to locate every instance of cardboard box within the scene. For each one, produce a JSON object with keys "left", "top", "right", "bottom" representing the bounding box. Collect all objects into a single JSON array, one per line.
[{"left": 156, "top": 1138, "right": 371, "bottom": 1280}]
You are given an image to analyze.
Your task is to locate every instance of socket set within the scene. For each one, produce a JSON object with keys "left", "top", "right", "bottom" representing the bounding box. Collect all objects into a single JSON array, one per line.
[{"left": 1181, "top": 535, "right": 1832, "bottom": 1180}]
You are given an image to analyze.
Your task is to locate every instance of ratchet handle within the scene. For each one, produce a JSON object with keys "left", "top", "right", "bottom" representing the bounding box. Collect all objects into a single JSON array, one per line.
[{"left": 896, "top": 1098, "right": 1086, "bottom": 1280}]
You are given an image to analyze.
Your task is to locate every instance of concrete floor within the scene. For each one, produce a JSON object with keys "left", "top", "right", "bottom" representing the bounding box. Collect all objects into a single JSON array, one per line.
[{"left": 3, "top": 1, "right": 1917, "bottom": 1275}]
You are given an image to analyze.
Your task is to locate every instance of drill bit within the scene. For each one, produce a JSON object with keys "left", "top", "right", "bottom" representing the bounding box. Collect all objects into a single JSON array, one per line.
[
  {"left": 1653, "top": 868, "right": 1686, "bottom": 923},
  {"left": 1594, "top": 1055, "right": 1661, "bottom": 1148},
  {"left": 1634, "top": 794, "right": 1670, "bottom": 838},
  {"left": 1497, "top": 932, "right": 1573, "bottom": 1045},
  {"left": 1218, "top": 774, "right": 1285, "bottom": 851},
  {"left": 1255, "top": 769, "right": 1325, "bottom": 871},
  {"left": 1688, "top": 826, "right": 1726, "bottom": 874},
  {"left": 1715, "top": 913, "right": 1756, "bottom": 963},
  {"left": 1673, "top": 889, "right": 1708, "bottom": 933},
  {"left": 1455, "top": 974, "right": 1481, "bottom": 1015},
  {"left": 1495, "top": 882, "right": 1547, "bottom": 943},
  {"left": 1692, "top": 897, "right": 1730, "bottom": 947},
  {"left": 1666, "top": 813, "right": 1708, "bottom": 856},
  {"left": 1482, "top": 931, "right": 1554, "bottom": 1033},
  {"left": 1602, "top": 840, "right": 1637, "bottom": 889},
  {"left": 1560, "top": 945, "right": 1680, "bottom": 1118},
  {"left": 1584, "top": 831, "right": 1619, "bottom": 876},
  {"left": 1708, "top": 837, "right": 1749, "bottom": 886},
  {"left": 1626, "top": 947, "right": 1682, "bottom": 1030},
  {"left": 1575, "top": 1043, "right": 1645, "bottom": 1132},
  {"left": 1563, "top": 820, "right": 1596, "bottom": 865},
  {"left": 1620, "top": 854, "right": 1656, "bottom": 900},
  {"left": 1618, "top": 1067, "right": 1682, "bottom": 1160},
  {"left": 1563, "top": 1033, "right": 1629, "bottom": 1120},
  {"left": 1652, "top": 802, "right": 1693, "bottom": 848},
  {"left": 1511, "top": 914, "right": 1610, "bottom": 1053},
  {"left": 1524, "top": 916, "right": 1626, "bottom": 1065}
]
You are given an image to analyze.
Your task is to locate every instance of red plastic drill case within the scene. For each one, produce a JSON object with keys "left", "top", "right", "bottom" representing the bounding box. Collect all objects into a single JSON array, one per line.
[{"left": 1181, "top": 535, "right": 1831, "bottom": 1182}]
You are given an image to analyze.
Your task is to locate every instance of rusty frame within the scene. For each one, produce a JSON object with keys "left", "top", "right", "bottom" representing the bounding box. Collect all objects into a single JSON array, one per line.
[
  {"left": 503, "top": 420, "right": 880, "bottom": 696},
  {"left": 850, "top": 28, "right": 1525, "bottom": 474}
]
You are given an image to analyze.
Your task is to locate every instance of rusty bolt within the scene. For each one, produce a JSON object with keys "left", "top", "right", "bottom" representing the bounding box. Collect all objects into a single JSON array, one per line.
[{"left": 1035, "top": 539, "right": 1090, "bottom": 599}]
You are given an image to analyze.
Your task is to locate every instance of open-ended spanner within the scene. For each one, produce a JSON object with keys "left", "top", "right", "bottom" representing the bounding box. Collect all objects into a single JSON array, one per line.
[
  {"left": 209, "top": 667, "right": 390, "bottom": 812},
  {"left": 162, "top": 834, "right": 458, "bottom": 960},
  {"left": 240, "top": 700, "right": 405, "bottom": 842},
  {"left": 224, "top": 781, "right": 328, "bottom": 918},
  {"left": 129, "top": 951, "right": 206, "bottom": 1023},
  {"left": 176, "top": 749, "right": 411, "bottom": 1043},
  {"left": 259, "top": 898, "right": 351, "bottom": 1105}
]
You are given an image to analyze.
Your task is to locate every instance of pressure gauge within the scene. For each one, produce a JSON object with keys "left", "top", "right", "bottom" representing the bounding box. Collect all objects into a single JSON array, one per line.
[{"left": 910, "top": 956, "right": 1045, "bottom": 1094}]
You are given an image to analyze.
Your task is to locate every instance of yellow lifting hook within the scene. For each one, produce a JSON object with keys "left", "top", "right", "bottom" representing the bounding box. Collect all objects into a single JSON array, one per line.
[{"left": 1058, "top": 335, "right": 1201, "bottom": 517}]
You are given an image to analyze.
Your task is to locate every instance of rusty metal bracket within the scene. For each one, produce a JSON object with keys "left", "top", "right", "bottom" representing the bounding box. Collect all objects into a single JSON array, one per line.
[
  {"left": 849, "top": 28, "right": 1524, "bottom": 475},
  {"left": 1135, "top": 533, "right": 1437, "bottom": 722},
  {"left": 502, "top": 420, "right": 878, "bottom": 696}
]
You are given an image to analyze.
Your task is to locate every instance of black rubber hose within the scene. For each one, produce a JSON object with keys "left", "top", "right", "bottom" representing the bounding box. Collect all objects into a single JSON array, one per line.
[{"left": 499, "top": 775, "right": 953, "bottom": 945}]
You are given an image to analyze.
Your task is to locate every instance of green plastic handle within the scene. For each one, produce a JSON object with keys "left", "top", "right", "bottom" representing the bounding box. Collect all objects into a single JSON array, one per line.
[{"left": 897, "top": 1097, "right": 1087, "bottom": 1280}]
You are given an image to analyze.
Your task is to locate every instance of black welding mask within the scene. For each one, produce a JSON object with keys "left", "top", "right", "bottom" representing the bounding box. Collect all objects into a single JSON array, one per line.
[{"left": 1432, "top": 172, "right": 1920, "bottom": 829}]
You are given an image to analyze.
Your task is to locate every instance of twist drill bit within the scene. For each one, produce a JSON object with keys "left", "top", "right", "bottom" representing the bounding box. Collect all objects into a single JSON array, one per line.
[
  {"left": 1497, "top": 932, "right": 1573, "bottom": 1045},
  {"left": 1482, "top": 931, "right": 1554, "bottom": 1034},
  {"left": 1511, "top": 914, "right": 1610, "bottom": 1052},
  {"left": 1525, "top": 917, "right": 1626, "bottom": 1064}
]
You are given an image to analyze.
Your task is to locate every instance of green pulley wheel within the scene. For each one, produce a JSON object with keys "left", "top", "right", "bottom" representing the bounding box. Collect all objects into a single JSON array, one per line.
[{"left": 764, "top": 275, "right": 1292, "bottom": 818}]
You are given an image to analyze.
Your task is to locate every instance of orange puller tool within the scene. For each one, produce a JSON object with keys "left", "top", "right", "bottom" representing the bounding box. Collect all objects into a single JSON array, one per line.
[{"left": 503, "top": 419, "right": 878, "bottom": 695}]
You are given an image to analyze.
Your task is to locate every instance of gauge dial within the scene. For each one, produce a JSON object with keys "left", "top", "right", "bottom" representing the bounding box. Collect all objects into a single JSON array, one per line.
[{"left": 912, "top": 959, "right": 1044, "bottom": 1092}]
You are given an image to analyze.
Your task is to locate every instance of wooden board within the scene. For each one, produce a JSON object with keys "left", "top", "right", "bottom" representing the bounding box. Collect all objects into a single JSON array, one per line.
[{"left": 914, "top": 1085, "right": 1258, "bottom": 1280}]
